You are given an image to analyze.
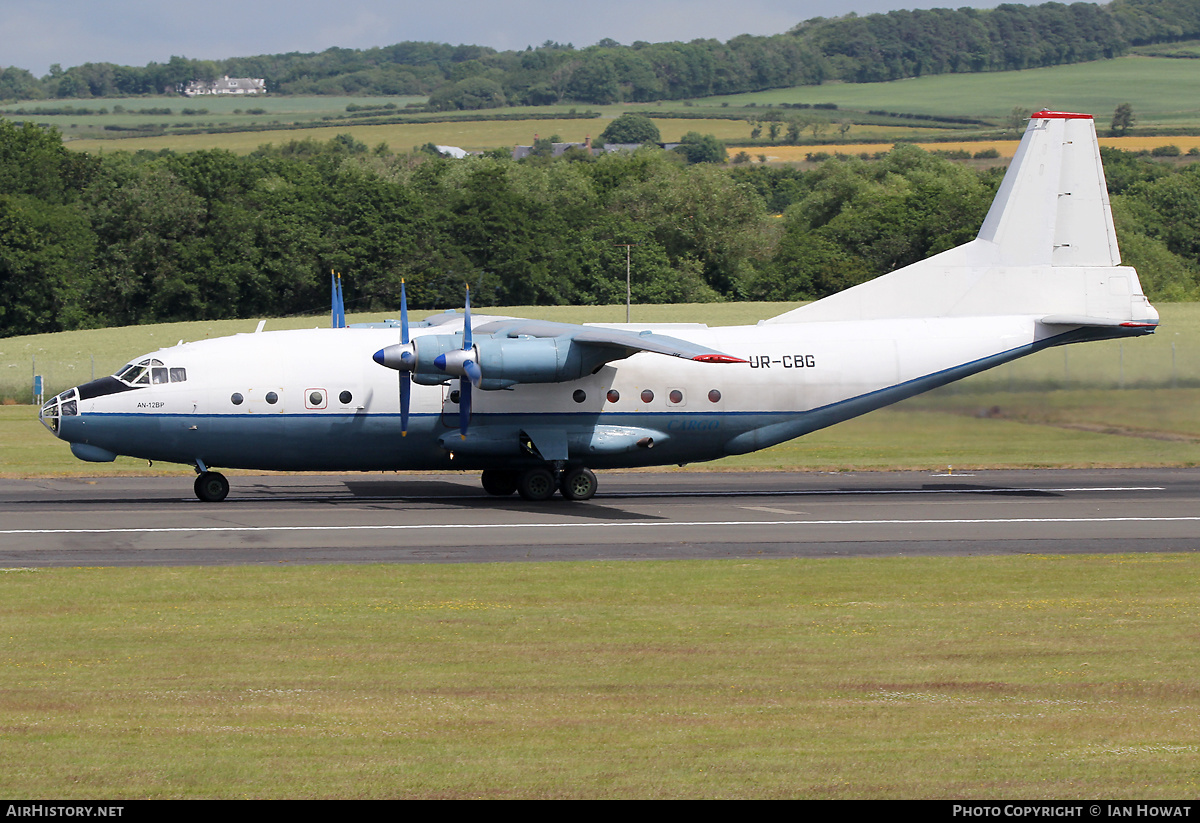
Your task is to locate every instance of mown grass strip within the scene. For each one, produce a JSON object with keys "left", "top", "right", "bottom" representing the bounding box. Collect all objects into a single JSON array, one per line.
[{"left": 1, "top": 556, "right": 1197, "bottom": 798}]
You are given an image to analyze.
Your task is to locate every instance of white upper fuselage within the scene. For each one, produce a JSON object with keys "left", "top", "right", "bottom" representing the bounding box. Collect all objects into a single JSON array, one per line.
[{"left": 47, "top": 312, "right": 1063, "bottom": 473}]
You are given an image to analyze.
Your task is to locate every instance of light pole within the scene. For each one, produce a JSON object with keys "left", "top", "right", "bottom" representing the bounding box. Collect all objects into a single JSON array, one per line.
[{"left": 615, "top": 243, "right": 637, "bottom": 323}]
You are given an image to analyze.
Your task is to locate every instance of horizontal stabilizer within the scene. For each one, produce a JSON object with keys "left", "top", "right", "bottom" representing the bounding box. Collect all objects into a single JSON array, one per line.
[{"left": 1040, "top": 315, "right": 1158, "bottom": 328}]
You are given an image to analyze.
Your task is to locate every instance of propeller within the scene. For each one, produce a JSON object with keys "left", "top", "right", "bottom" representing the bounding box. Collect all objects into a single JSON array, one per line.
[
  {"left": 431, "top": 285, "right": 481, "bottom": 439},
  {"left": 374, "top": 283, "right": 482, "bottom": 439},
  {"left": 397, "top": 280, "right": 412, "bottom": 436}
]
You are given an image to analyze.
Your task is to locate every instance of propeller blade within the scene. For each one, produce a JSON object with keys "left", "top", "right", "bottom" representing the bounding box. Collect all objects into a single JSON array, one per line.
[
  {"left": 400, "top": 279, "right": 409, "bottom": 345},
  {"left": 458, "top": 379, "right": 471, "bottom": 440},
  {"left": 462, "top": 357, "right": 482, "bottom": 389},
  {"left": 460, "top": 285, "right": 475, "bottom": 439},
  {"left": 399, "top": 278, "right": 411, "bottom": 436},
  {"left": 462, "top": 284, "right": 472, "bottom": 349},
  {"left": 399, "top": 373, "right": 410, "bottom": 436}
]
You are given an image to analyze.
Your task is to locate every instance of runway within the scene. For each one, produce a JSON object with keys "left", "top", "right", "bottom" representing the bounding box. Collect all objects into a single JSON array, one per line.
[{"left": 2, "top": 468, "right": 1198, "bottom": 566}]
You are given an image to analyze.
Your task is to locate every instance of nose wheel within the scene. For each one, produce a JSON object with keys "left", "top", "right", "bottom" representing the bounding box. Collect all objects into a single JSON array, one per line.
[{"left": 194, "top": 471, "right": 230, "bottom": 503}]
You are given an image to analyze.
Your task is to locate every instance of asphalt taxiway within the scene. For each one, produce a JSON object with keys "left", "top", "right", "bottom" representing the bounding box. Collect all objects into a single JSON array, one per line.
[{"left": 1, "top": 469, "right": 1197, "bottom": 566}]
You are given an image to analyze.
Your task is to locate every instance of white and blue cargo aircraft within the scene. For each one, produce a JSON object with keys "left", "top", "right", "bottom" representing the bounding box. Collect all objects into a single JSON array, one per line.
[{"left": 39, "top": 111, "right": 1159, "bottom": 502}]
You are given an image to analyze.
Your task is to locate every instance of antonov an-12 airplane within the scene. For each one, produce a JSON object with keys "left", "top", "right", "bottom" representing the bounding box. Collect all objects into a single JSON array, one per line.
[{"left": 39, "top": 111, "right": 1158, "bottom": 502}]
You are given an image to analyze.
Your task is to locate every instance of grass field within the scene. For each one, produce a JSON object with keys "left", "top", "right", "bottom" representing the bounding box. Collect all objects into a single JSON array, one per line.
[
  {"left": 703, "top": 56, "right": 1200, "bottom": 126},
  {"left": 1, "top": 556, "right": 1198, "bottom": 798},
  {"left": 61, "top": 115, "right": 761, "bottom": 155},
  {"left": 35, "top": 54, "right": 1200, "bottom": 155},
  {"left": 5, "top": 94, "right": 427, "bottom": 138}
]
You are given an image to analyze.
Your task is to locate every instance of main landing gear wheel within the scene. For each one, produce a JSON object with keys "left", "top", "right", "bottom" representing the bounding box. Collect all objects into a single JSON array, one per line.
[
  {"left": 517, "top": 467, "right": 557, "bottom": 502},
  {"left": 481, "top": 469, "right": 519, "bottom": 496},
  {"left": 194, "top": 471, "right": 230, "bottom": 503},
  {"left": 559, "top": 467, "right": 598, "bottom": 501}
]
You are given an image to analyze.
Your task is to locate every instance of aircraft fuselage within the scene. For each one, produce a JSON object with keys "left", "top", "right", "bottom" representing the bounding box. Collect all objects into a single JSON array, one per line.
[{"left": 45, "top": 313, "right": 1131, "bottom": 474}]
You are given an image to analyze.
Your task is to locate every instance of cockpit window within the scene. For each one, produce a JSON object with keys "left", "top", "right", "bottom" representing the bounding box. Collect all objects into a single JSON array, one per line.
[{"left": 114, "top": 358, "right": 185, "bottom": 385}]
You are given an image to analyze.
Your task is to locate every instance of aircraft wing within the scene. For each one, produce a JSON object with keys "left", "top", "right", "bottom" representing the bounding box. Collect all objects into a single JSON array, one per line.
[
  {"left": 473, "top": 318, "right": 745, "bottom": 363},
  {"left": 375, "top": 313, "right": 746, "bottom": 396}
]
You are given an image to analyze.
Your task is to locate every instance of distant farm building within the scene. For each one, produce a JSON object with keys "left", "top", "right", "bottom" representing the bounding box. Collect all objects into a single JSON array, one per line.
[
  {"left": 184, "top": 76, "right": 266, "bottom": 96},
  {"left": 512, "top": 135, "right": 681, "bottom": 159},
  {"left": 512, "top": 135, "right": 595, "bottom": 160}
]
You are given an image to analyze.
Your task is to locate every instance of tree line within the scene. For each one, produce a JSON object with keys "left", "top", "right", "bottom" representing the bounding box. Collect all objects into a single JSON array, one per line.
[
  {"left": 1, "top": 120, "right": 1199, "bottom": 339},
  {"left": 2, "top": 1, "right": 1199, "bottom": 106}
]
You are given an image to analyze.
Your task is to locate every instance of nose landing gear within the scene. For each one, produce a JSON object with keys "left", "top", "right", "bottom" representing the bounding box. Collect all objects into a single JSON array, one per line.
[{"left": 193, "top": 461, "right": 230, "bottom": 502}]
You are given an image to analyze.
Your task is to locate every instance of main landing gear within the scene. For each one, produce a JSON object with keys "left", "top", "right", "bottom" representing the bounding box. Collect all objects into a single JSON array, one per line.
[{"left": 481, "top": 466, "right": 598, "bottom": 502}]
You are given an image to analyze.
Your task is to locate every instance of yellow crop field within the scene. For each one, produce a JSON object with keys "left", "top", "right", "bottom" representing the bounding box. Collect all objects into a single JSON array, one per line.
[
  {"left": 731, "top": 135, "right": 1200, "bottom": 162},
  {"left": 1097, "top": 135, "right": 1200, "bottom": 152}
]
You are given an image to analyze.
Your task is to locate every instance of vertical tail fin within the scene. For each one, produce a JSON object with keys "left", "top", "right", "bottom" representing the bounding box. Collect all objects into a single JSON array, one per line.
[
  {"left": 977, "top": 111, "right": 1120, "bottom": 268},
  {"left": 766, "top": 110, "right": 1157, "bottom": 329}
]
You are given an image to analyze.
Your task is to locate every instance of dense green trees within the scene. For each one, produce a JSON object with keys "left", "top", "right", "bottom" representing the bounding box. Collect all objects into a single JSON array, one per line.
[
  {"left": 4, "top": 1, "right": 1198, "bottom": 106},
  {"left": 674, "top": 132, "right": 728, "bottom": 164},
  {"left": 744, "top": 146, "right": 1001, "bottom": 299},
  {"left": 598, "top": 113, "right": 660, "bottom": 146},
  {"left": 0, "top": 122, "right": 1198, "bottom": 338}
]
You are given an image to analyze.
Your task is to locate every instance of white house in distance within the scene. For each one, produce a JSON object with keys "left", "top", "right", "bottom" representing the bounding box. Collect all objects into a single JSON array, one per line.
[{"left": 184, "top": 76, "right": 266, "bottom": 96}]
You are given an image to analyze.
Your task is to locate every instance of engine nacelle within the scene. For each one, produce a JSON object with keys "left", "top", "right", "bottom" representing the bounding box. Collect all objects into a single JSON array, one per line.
[
  {"left": 473, "top": 337, "right": 585, "bottom": 388},
  {"left": 377, "top": 334, "right": 602, "bottom": 390},
  {"left": 405, "top": 335, "right": 468, "bottom": 386}
]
